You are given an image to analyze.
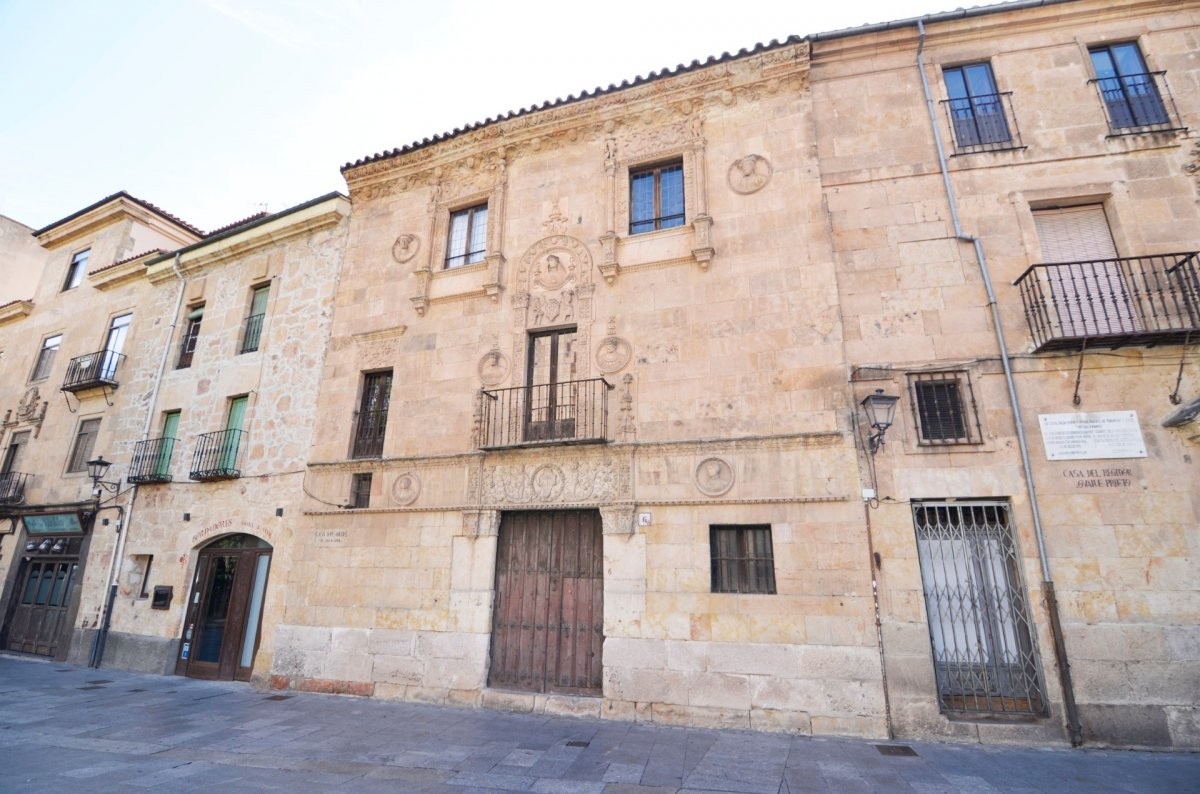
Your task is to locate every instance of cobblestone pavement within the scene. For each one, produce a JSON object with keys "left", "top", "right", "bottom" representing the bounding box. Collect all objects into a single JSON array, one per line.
[{"left": 0, "top": 655, "right": 1195, "bottom": 792}]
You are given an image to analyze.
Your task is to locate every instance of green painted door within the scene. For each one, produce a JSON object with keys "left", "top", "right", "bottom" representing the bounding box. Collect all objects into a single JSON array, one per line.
[
  {"left": 156, "top": 411, "right": 180, "bottom": 478},
  {"left": 221, "top": 397, "right": 247, "bottom": 472}
]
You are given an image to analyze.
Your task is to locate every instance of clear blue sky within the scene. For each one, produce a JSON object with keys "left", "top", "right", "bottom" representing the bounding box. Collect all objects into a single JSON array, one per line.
[{"left": 0, "top": 0, "right": 972, "bottom": 232}]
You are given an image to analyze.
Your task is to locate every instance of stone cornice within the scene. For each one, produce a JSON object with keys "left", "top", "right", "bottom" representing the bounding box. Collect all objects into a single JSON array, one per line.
[
  {"left": 89, "top": 251, "right": 160, "bottom": 292},
  {"left": 35, "top": 195, "right": 201, "bottom": 251},
  {"left": 343, "top": 42, "right": 810, "bottom": 195},
  {"left": 0, "top": 299, "right": 34, "bottom": 327},
  {"left": 146, "top": 197, "right": 349, "bottom": 282}
]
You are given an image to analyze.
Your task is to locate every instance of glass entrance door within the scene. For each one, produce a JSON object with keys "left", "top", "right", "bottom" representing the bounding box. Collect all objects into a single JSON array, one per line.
[{"left": 177, "top": 534, "right": 271, "bottom": 681}]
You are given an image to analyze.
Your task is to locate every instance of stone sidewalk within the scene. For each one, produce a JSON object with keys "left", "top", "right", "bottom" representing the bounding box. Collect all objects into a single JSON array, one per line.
[{"left": 0, "top": 655, "right": 1195, "bottom": 792}]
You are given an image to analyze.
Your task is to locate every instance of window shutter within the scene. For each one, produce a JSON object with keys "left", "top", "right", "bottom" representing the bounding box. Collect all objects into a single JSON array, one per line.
[{"left": 1032, "top": 206, "right": 1117, "bottom": 263}]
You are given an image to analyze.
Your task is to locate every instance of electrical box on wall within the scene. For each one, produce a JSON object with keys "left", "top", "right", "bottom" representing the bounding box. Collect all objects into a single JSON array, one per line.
[{"left": 151, "top": 586, "right": 173, "bottom": 610}]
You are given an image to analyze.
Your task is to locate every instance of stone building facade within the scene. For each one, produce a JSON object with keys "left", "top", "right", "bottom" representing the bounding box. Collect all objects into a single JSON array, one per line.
[
  {"left": 0, "top": 0, "right": 1195, "bottom": 752},
  {"left": 0, "top": 193, "right": 202, "bottom": 664},
  {"left": 276, "top": 0, "right": 1198, "bottom": 750}
]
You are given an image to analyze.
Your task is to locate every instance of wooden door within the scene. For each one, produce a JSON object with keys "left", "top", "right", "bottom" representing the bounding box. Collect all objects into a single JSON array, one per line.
[
  {"left": 5, "top": 558, "right": 79, "bottom": 657},
  {"left": 490, "top": 510, "right": 603, "bottom": 694},
  {"left": 177, "top": 534, "right": 271, "bottom": 681}
]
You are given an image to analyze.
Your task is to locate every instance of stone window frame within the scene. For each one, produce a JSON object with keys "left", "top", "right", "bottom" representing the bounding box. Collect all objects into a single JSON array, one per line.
[
  {"left": 709, "top": 524, "right": 776, "bottom": 595},
  {"left": 414, "top": 181, "right": 507, "bottom": 316},
  {"left": 600, "top": 136, "right": 713, "bottom": 283},
  {"left": 30, "top": 333, "right": 63, "bottom": 382},
  {"left": 66, "top": 416, "right": 101, "bottom": 474},
  {"left": 628, "top": 157, "right": 686, "bottom": 235},
  {"left": 62, "top": 249, "right": 89, "bottom": 292},
  {"left": 906, "top": 370, "right": 984, "bottom": 447}
]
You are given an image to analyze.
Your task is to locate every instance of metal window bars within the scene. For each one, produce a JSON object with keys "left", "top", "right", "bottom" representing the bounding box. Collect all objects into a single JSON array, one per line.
[
  {"left": 189, "top": 429, "right": 246, "bottom": 480},
  {"left": 907, "top": 371, "right": 983, "bottom": 445},
  {"left": 62, "top": 350, "right": 126, "bottom": 392},
  {"left": 240, "top": 313, "right": 266, "bottom": 354},
  {"left": 1088, "top": 71, "right": 1183, "bottom": 133},
  {"left": 128, "top": 437, "right": 177, "bottom": 483},
  {"left": 478, "top": 378, "right": 612, "bottom": 449},
  {"left": 940, "top": 92, "right": 1023, "bottom": 153}
]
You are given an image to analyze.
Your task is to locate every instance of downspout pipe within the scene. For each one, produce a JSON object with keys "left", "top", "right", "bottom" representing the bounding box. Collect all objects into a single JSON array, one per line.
[
  {"left": 90, "top": 252, "right": 187, "bottom": 668},
  {"left": 916, "top": 20, "right": 1083, "bottom": 747}
]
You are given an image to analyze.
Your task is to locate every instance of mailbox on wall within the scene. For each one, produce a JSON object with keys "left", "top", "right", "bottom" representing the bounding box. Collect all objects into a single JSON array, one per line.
[{"left": 151, "top": 585, "right": 173, "bottom": 610}]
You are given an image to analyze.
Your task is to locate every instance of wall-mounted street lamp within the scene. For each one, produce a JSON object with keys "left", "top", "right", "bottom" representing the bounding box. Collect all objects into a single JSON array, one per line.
[
  {"left": 86, "top": 456, "right": 121, "bottom": 497},
  {"left": 860, "top": 389, "right": 900, "bottom": 454}
]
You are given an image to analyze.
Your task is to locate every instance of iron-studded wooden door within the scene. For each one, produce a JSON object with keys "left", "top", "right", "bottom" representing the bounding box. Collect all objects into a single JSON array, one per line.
[{"left": 490, "top": 510, "right": 603, "bottom": 694}]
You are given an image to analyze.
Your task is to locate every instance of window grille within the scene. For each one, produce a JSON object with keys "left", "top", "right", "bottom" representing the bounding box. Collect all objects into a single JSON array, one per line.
[
  {"left": 908, "top": 371, "right": 982, "bottom": 445},
  {"left": 912, "top": 500, "right": 1046, "bottom": 716},
  {"left": 710, "top": 525, "right": 775, "bottom": 594},
  {"left": 350, "top": 473, "right": 372, "bottom": 509}
]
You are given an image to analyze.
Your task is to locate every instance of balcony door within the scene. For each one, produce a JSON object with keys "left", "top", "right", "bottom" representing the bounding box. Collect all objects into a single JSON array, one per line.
[
  {"left": 100, "top": 313, "right": 131, "bottom": 381},
  {"left": 526, "top": 327, "right": 578, "bottom": 442},
  {"left": 1033, "top": 206, "right": 1138, "bottom": 338},
  {"left": 220, "top": 397, "right": 247, "bottom": 472},
  {"left": 176, "top": 534, "right": 272, "bottom": 681},
  {"left": 156, "top": 411, "right": 180, "bottom": 479}
]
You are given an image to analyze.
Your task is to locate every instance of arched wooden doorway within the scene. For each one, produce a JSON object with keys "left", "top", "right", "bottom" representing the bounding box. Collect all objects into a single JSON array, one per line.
[{"left": 175, "top": 533, "right": 272, "bottom": 681}]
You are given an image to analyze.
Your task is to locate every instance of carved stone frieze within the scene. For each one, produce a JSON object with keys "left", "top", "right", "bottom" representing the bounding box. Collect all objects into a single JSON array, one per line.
[
  {"left": 471, "top": 456, "right": 627, "bottom": 508},
  {"left": 618, "top": 373, "right": 636, "bottom": 441}
]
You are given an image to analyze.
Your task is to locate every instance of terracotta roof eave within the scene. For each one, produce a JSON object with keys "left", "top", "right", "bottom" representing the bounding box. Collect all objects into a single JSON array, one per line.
[
  {"left": 33, "top": 191, "right": 205, "bottom": 238},
  {"left": 340, "top": 0, "right": 1080, "bottom": 176},
  {"left": 144, "top": 191, "right": 347, "bottom": 266},
  {"left": 89, "top": 249, "right": 169, "bottom": 275},
  {"left": 205, "top": 211, "right": 270, "bottom": 238}
]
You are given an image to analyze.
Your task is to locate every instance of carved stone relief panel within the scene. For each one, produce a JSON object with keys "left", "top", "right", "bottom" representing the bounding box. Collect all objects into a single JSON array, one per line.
[
  {"left": 695, "top": 457, "right": 735, "bottom": 497},
  {"left": 728, "top": 154, "right": 772, "bottom": 195},
  {"left": 468, "top": 453, "right": 629, "bottom": 509},
  {"left": 477, "top": 348, "right": 510, "bottom": 387},
  {"left": 511, "top": 235, "right": 595, "bottom": 385},
  {"left": 392, "top": 234, "right": 421, "bottom": 263},
  {"left": 390, "top": 471, "right": 421, "bottom": 506}
]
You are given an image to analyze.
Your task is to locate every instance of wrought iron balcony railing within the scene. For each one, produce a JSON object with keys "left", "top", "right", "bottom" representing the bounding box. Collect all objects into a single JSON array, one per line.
[
  {"left": 350, "top": 409, "right": 389, "bottom": 459},
  {"left": 189, "top": 429, "right": 246, "bottom": 480},
  {"left": 1014, "top": 253, "right": 1200, "bottom": 352},
  {"left": 128, "top": 437, "right": 177, "bottom": 484},
  {"left": 240, "top": 313, "right": 265, "bottom": 353},
  {"left": 940, "top": 92, "right": 1023, "bottom": 153},
  {"left": 62, "top": 350, "right": 126, "bottom": 392},
  {"left": 479, "top": 378, "right": 613, "bottom": 449},
  {"left": 0, "top": 471, "right": 29, "bottom": 504},
  {"left": 1088, "top": 72, "right": 1184, "bottom": 134}
]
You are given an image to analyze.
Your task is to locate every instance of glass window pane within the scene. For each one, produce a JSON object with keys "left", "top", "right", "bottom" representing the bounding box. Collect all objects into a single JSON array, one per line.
[
  {"left": 468, "top": 206, "right": 488, "bottom": 262},
  {"left": 944, "top": 67, "right": 968, "bottom": 100},
  {"left": 660, "top": 166, "right": 684, "bottom": 226},
  {"left": 630, "top": 172, "right": 655, "bottom": 231}
]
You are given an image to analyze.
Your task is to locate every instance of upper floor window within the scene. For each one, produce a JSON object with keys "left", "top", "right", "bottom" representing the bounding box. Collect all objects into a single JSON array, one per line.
[
  {"left": 1089, "top": 42, "right": 1169, "bottom": 130},
  {"left": 66, "top": 418, "right": 100, "bottom": 473},
  {"left": 30, "top": 334, "right": 62, "bottom": 381},
  {"left": 445, "top": 203, "right": 488, "bottom": 268},
  {"left": 710, "top": 524, "right": 776, "bottom": 594},
  {"left": 630, "top": 160, "right": 684, "bottom": 234},
  {"left": 240, "top": 285, "right": 269, "bottom": 354},
  {"left": 943, "top": 63, "right": 1014, "bottom": 151},
  {"left": 351, "top": 370, "right": 392, "bottom": 459},
  {"left": 177, "top": 305, "right": 204, "bottom": 369},
  {"left": 62, "top": 250, "right": 88, "bottom": 291}
]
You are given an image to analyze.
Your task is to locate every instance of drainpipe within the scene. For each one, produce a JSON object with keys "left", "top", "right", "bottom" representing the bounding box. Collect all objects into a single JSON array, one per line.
[
  {"left": 916, "top": 20, "right": 1082, "bottom": 746},
  {"left": 90, "top": 253, "right": 187, "bottom": 668}
]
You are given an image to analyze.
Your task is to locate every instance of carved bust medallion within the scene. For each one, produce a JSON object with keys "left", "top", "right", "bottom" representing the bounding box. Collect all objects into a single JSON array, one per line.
[
  {"left": 392, "top": 234, "right": 420, "bottom": 263},
  {"left": 695, "top": 457, "right": 735, "bottom": 497},
  {"left": 728, "top": 154, "right": 772, "bottom": 195}
]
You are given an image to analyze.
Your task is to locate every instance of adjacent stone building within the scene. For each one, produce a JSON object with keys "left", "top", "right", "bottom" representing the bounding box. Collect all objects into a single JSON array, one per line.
[{"left": 1, "top": 0, "right": 1195, "bottom": 752}]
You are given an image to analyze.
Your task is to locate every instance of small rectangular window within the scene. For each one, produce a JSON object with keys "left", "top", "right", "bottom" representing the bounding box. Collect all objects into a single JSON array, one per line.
[
  {"left": 908, "top": 371, "right": 982, "bottom": 446},
  {"left": 31, "top": 334, "right": 62, "bottom": 381},
  {"left": 352, "top": 371, "right": 392, "bottom": 459},
  {"left": 2, "top": 430, "right": 30, "bottom": 474},
  {"left": 177, "top": 305, "right": 204, "bottom": 368},
  {"left": 67, "top": 418, "right": 101, "bottom": 473},
  {"left": 350, "top": 473, "right": 372, "bottom": 508},
  {"left": 710, "top": 525, "right": 776, "bottom": 594},
  {"left": 1089, "top": 42, "right": 1169, "bottom": 130},
  {"left": 445, "top": 203, "right": 488, "bottom": 268},
  {"left": 63, "top": 250, "right": 89, "bottom": 291},
  {"left": 240, "top": 285, "right": 270, "bottom": 353},
  {"left": 630, "top": 160, "right": 684, "bottom": 234}
]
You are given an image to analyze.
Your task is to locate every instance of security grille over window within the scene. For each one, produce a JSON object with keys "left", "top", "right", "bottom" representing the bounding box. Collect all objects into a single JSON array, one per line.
[
  {"left": 908, "top": 371, "right": 982, "bottom": 445},
  {"left": 941, "top": 63, "right": 1022, "bottom": 153},
  {"left": 912, "top": 500, "right": 1046, "bottom": 716},
  {"left": 710, "top": 525, "right": 776, "bottom": 594},
  {"left": 351, "top": 370, "right": 392, "bottom": 459},
  {"left": 350, "top": 473, "right": 372, "bottom": 509}
]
